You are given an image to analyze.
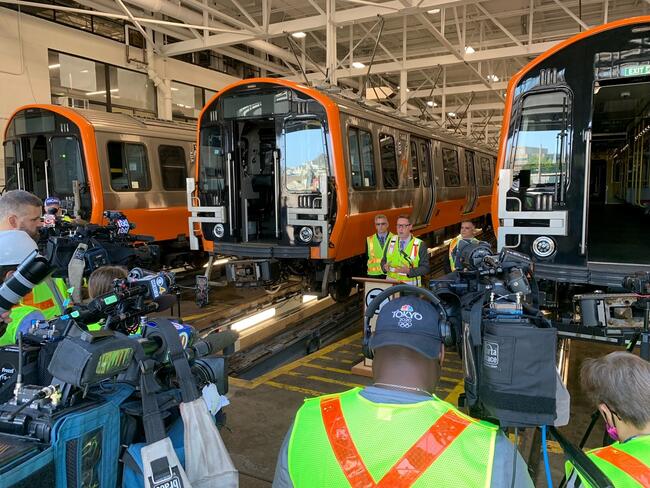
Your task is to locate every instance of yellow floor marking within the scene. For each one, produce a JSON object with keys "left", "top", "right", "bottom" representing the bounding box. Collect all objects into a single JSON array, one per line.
[
  {"left": 265, "top": 380, "right": 325, "bottom": 397},
  {"left": 182, "top": 310, "right": 219, "bottom": 322},
  {"left": 316, "top": 355, "right": 355, "bottom": 364},
  {"left": 443, "top": 377, "right": 465, "bottom": 406},
  {"left": 230, "top": 332, "right": 363, "bottom": 389},
  {"left": 300, "top": 363, "right": 355, "bottom": 375},
  {"left": 285, "top": 371, "right": 366, "bottom": 389}
]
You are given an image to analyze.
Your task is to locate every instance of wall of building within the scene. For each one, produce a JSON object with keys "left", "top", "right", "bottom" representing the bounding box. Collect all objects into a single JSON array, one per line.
[{"left": 0, "top": 7, "right": 240, "bottom": 187}]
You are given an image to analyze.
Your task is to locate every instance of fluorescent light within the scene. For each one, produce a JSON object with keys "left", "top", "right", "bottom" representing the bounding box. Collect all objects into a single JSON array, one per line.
[
  {"left": 48, "top": 64, "right": 60, "bottom": 69},
  {"left": 80, "top": 69, "right": 89, "bottom": 73},
  {"left": 292, "top": 31, "right": 307, "bottom": 38},
  {"left": 85, "top": 88, "right": 119, "bottom": 96},
  {"left": 427, "top": 8, "right": 441, "bottom": 14},
  {"left": 231, "top": 308, "right": 276, "bottom": 332},
  {"left": 302, "top": 294, "right": 318, "bottom": 303},
  {"left": 464, "top": 46, "right": 475, "bottom": 54},
  {"left": 171, "top": 87, "right": 179, "bottom": 91},
  {"left": 352, "top": 61, "right": 366, "bottom": 69}
]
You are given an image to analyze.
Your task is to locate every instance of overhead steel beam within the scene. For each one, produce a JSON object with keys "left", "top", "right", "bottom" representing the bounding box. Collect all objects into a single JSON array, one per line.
[
  {"left": 160, "top": 0, "right": 469, "bottom": 55},
  {"left": 409, "top": 80, "right": 508, "bottom": 98},
  {"left": 303, "top": 40, "right": 558, "bottom": 80}
]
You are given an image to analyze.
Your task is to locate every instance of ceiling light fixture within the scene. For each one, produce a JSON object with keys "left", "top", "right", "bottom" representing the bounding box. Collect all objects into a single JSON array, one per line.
[
  {"left": 292, "top": 31, "right": 307, "bottom": 38},
  {"left": 448, "top": 111, "right": 456, "bottom": 117},
  {"left": 48, "top": 64, "right": 60, "bottom": 69},
  {"left": 427, "top": 8, "right": 441, "bottom": 14},
  {"left": 465, "top": 46, "right": 475, "bottom": 54},
  {"left": 427, "top": 100, "right": 434, "bottom": 107},
  {"left": 352, "top": 61, "right": 366, "bottom": 69}
]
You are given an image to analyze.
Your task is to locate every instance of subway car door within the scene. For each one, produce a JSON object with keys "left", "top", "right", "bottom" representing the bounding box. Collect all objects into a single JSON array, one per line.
[
  {"left": 408, "top": 137, "right": 425, "bottom": 226},
  {"left": 462, "top": 150, "right": 478, "bottom": 214}
]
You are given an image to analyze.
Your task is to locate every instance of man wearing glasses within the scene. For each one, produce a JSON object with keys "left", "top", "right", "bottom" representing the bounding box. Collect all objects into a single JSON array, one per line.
[
  {"left": 381, "top": 214, "right": 429, "bottom": 286},
  {"left": 366, "top": 214, "right": 393, "bottom": 278}
]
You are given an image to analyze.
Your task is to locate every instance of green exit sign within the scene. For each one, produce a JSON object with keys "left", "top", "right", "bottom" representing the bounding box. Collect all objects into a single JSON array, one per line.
[{"left": 622, "top": 65, "right": 650, "bottom": 77}]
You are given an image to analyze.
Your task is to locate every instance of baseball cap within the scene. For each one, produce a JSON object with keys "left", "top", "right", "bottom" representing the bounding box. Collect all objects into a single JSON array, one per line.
[
  {"left": 369, "top": 296, "right": 442, "bottom": 359},
  {"left": 0, "top": 230, "right": 38, "bottom": 265},
  {"left": 44, "top": 196, "right": 61, "bottom": 206}
]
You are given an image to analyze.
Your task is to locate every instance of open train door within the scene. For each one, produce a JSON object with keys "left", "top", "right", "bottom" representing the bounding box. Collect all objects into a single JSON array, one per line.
[
  {"left": 587, "top": 80, "right": 650, "bottom": 265},
  {"left": 462, "top": 150, "right": 478, "bottom": 214}
]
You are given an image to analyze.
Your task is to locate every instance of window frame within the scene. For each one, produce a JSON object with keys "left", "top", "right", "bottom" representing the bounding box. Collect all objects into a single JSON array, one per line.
[
  {"left": 415, "top": 138, "right": 432, "bottom": 188},
  {"left": 479, "top": 156, "right": 493, "bottom": 186},
  {"left": 158, "top": 144, "right": 188, "bottom": 191},
  {"left": 409, "top": 138, "right": 421, "bottom": 188},
  {"left": 347, "top": 125, "right": 377, "bottom": 190},
  {"left": 379, "top": 132, "right": 399, "bottom": 189},
  {"left": 107, "top": 140, "right": 152, "bottom": 192},
  {"left": 441, "top": 147, "right": 461, "bottom": 187}
]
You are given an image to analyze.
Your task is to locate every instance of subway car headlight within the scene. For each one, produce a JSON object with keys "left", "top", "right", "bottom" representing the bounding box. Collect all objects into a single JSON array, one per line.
[
  {"left": 532, "top": 236, "right": 555, "bottom": 258},
  {"left": 298, "top": 226, "right": 314, "bottom": 243},
  {"left": 213, "top": 223, "right": 225, "bottom": 239}
]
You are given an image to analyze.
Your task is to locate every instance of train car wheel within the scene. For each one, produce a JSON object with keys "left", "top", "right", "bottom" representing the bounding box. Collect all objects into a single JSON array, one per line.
[{"left": 329, "top": 275, "right": 352, "bottom": 302}]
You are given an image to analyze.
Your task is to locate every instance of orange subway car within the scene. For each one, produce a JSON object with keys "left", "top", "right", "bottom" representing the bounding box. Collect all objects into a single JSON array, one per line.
[
  {"left": 188, "top": 79, "right": 495, "bottom": 298},
  {"left": 3, "top": 105, "right": 197, "bottom": 265}
]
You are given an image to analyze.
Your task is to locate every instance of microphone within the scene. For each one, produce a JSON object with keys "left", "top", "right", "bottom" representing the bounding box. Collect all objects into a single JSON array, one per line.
[{"left": 187, "top": 330, "right": 239, "bottom": 359}]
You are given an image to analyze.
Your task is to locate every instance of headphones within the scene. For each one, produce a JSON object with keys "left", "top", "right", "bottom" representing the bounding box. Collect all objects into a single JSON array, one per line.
[{"left": 362, "top": 284, "right": 454, "bottom": 359}]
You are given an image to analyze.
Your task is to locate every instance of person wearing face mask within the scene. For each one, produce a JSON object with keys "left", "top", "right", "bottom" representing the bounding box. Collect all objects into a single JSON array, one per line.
[{"left": 566, "top": 351, "right": 650, "bottom": 487}]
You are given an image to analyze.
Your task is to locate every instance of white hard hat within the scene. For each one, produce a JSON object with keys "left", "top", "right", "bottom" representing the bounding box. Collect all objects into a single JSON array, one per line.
[{"left": 0, "top": 230, "right": 38, "bottom": 266}]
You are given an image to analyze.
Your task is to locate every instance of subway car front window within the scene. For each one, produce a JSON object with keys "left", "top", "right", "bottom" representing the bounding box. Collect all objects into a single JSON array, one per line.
[
  {"left": 199, "top": 125, "right": 227, "bottom": 207},
  {"left": 284, "top": 119, "right": 327, "bottom": 192},
  {"left": 510, "top": 90, "right": 571, "bottom": 203},
  {"left": 3, "top": 108, "right": 90, "bottom": 218}
]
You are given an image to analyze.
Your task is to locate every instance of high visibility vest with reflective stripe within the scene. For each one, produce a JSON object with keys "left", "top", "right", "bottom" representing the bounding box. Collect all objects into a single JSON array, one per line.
[
  {"left": 0, "top": 305, "right": 46, "bottom": 346},
  {"left": 565, "top": 436, "right": 650, "bottom": 488},
  {"left": 449, "top": 235, "right": 479, "bottom": 272},
  {"left": 367, "top": 233, "right": 393, "bottom": 275},
  {"left": 21, "top": 277, "right": 70, "bottom": 320},
  {"left": 288, "top": 387, "right": 497, "bottom": 488},
  {"left": 385, "top": 236, "right": 423, "bottom": 286}
]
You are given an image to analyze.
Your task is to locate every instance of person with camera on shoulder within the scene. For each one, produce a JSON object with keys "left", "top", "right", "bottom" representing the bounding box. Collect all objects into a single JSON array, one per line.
[
  {"left": 0, "top": 230, "right": 46, "bottom": 345},
  {"left": 0, "top": 190, "right": 71, "bottom": 319},
  {"left": 272, "top": 294, "right": 533, "bottom": 487},
  {"left": 566, "top": 351, "right": 650, "bottom": 487},
  {"left": 448, "top": 220, "right": 480, "bottom": 272}
]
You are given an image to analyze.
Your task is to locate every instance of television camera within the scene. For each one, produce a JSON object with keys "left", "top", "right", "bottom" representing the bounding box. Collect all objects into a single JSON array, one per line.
[
  {"left": 0, "top": 260, "right": 237, "bottom": 487},
  {"left": 40, "top": 210, "right": 160, "bottom": 282}
]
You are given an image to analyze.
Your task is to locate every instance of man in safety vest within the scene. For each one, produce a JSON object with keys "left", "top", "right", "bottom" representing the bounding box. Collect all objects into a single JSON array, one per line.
[
  {"left": 0, "top": 231, "right": 46, "bottom": 345},
  {"left": 0, "top": 192, "right": 71, "bottom": 319},
  {"left": 381, "top": 214, "right": 429, "bottom": 286},
  {"left": 448, "top": 220, "right": 480, "bottom": 272},
  {"left": 272, "top": 295, "right": 534, "bottom": 487},
  {"left": 366, "top": 214, "right": 393, "bottom": 278},
  {"left": 566, "top": 351, "right": 650, "bottom": 487}
]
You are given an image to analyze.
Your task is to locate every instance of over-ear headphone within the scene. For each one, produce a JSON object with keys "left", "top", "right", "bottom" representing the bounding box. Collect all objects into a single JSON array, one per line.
[{"left": 362, "top": 284, "right": 453, "bottom": 359}]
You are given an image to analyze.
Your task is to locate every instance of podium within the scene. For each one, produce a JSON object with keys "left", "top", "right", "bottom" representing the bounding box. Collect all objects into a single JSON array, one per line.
[{"left": 351, "top": 276, "right": 400, "bottom": 377}]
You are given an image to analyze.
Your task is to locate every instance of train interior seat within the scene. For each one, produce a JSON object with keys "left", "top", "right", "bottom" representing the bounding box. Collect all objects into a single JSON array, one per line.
[{"left": 587, "top": 81, "right": 650, "bottom": 265}]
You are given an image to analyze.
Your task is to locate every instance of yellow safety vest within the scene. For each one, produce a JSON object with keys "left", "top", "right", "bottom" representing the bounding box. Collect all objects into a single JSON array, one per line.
[
  {"left": 367, "top": 233, "right": 393, "bottom": 275},
  {"left": 385, "top": 235, "right": 423, "bottom": 286},
  {"left": 449, "top": 235, "right": 479, "bottom": 272},
  {"left": 20, "top": 277, "right": 70, "bottom": 320},
  {"left": 0, "top": 305, "right": 46, "bottom": 346},
  {"left": 565, "top": 436, "right": 650, "bottom": 488},
  {"left": 288, "top": 387, "right": 497, "bottom": 487}
]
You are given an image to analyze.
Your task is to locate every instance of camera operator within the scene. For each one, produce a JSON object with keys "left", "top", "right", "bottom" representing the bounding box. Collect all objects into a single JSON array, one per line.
[
  {"left": 448, "top": 220, "right": 480, "bottom": 272},
  {"left": 43, "top": 195, "right": 73, "bottom": 226},
  {"left": 0, "top": 189, "right": 43, "bottom": 240},
  {"left": 0, "top": 231, "right": 46, "bottom": 345},
  {"left": 566, "top": 352, "right": 650, "bottom": 488},
  {"left": 272, "top": 296, "right": 533, "bottom": 487},
  {"left": 0, "top": 191, "right": 72, "bottom": 319}
]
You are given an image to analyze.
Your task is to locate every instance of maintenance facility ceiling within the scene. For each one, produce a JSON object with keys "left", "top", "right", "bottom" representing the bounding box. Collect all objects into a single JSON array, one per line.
[{"left": 4, "top": 0, "right": 649, "bottom": 145}]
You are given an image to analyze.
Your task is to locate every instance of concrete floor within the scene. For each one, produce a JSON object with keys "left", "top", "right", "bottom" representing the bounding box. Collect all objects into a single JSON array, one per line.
[{"left": 217, "top": 329, "right": 625, "bottom": 487}]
